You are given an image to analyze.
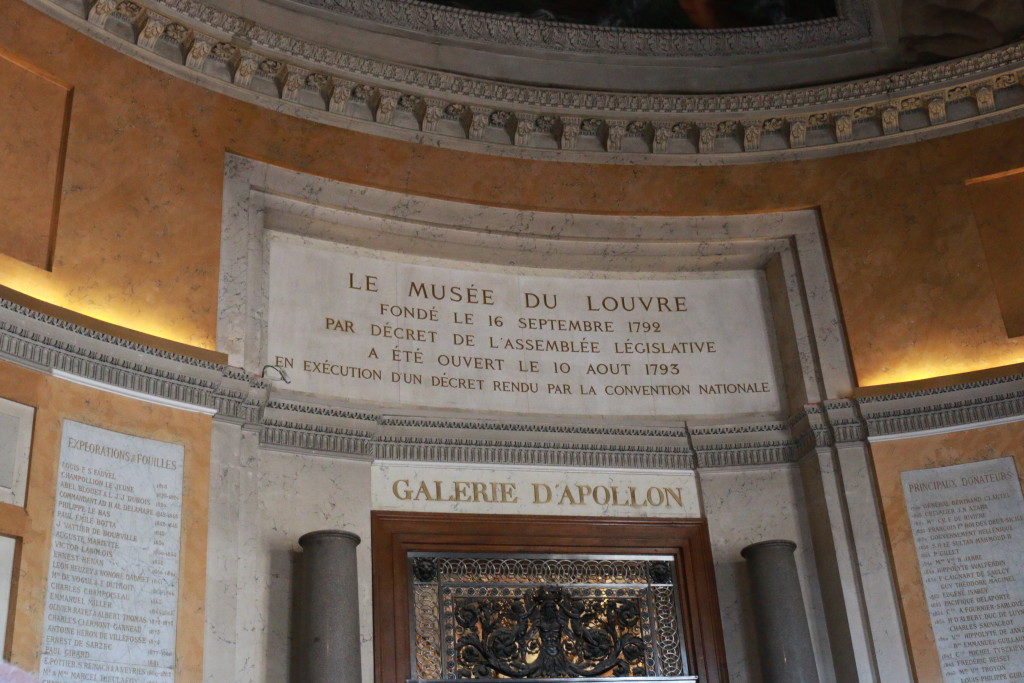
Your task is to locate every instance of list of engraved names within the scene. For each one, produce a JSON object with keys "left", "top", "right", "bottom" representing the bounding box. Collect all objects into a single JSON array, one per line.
[
  {"left": 39, "top": 421, "right": 184, "bottom": 683},
  {"left": 903, "top": 458, "right": 1024, "bottom": 683},
  {"left": 266, "top": 235, "right": 781, "bottom": 415}
]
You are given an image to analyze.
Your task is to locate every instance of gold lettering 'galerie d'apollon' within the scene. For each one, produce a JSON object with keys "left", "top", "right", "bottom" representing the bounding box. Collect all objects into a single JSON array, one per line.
[{"left": 391, "top": 479, "right": 685, "bottom": 509}]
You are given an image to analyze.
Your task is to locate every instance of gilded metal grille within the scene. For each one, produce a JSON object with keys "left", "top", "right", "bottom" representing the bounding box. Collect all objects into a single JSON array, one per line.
[{"left": 409, "top": 553, "right": 692, "bottom": 681}]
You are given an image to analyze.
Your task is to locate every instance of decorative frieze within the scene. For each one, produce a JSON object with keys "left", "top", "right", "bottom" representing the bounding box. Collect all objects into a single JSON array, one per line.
[
  {"left": 25, "top": 0, "right": 1024, "bottom": 164},
  {"left": 4, "top": 296, "right": 1024, "bottom": 466},
  {"left": 285, "top": 0, "right": 869, "bottom": 57}
]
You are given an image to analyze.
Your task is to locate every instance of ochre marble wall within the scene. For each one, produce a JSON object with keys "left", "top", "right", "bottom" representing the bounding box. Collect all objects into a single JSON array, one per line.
[
  {"left": 0, "top": 359, "right": 211, "bottom": 678},
  {"left": 0, "top": 48, "right": 69, "bottom": 270},
  {"left": 871, "top": 421, "right": 1024, "bottom": 682},
  {"left": 967, "top": 169, "right": 1024, "bottom": 338},
  {"left": 2, "top": 1, "right": 1024, "bottom": 385}
]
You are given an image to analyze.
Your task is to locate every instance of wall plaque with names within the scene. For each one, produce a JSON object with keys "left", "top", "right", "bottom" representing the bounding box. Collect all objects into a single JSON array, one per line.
[
  {"left": 39, "top": 421, "right": 184, "bottom": 683},
  {"left": 266, "top": 233, "right": 782, "bottom": 417},
  {"left": 903, "top": 457, "right": 1024, "bottom": 682}
]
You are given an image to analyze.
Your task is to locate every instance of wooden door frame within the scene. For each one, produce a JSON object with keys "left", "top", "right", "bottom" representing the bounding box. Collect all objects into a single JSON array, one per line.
[{"left": 371, "top": 511, "right": 728, "bottom": 683}]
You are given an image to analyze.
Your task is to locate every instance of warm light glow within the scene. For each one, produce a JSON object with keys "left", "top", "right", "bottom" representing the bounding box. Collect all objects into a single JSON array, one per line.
[
  {"left": 0, "top": 258, "right": 215, "bottom": 351},
  {"left": 860, "top": 353, "right": 1024, "bottom": 388}
]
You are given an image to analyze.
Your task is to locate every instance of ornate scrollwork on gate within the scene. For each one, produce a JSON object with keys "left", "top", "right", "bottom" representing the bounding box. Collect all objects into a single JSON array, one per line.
[
  {"left": 453, "top": 585, "right": 646, "bottom": 678},
  {"left": 409, "top": 554, "right": 688, "bottom": 680}
]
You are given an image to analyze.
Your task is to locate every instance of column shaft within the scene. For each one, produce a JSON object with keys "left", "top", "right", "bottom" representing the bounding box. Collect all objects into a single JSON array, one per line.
[
  {"left": 297, "top": 530, "right": 362, "bottom": 682},
  {"left": 742, "top": 539, "right": 820, "bottom": 683}
]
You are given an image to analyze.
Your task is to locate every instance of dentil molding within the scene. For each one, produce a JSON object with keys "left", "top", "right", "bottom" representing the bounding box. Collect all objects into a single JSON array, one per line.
[
  {"left": 20, "top": 0, "right": 1024, "bottom": 164},
  {"left": 3, "top": 295, "right": 1024, "bottom": 468}
]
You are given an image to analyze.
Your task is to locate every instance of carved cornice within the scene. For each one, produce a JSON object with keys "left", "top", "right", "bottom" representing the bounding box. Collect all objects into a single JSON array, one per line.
[
  {"left": 373, "top": 436, "right": 694, "bottom": 470},
  {"left": 376, "top": 415, "right": 691, "bottom": 439},
  {"left": 803, "top": 399, "right": 868, "bottom": 447},
  {"left": 25, "top": 0, "right": 1024, "bottom": 164},
  {"left": 289, "top": 0, "right": 869, "bottom": 57},
  {"left": 858, "top": 375, "right": 1024, "bottom": 439},
  {"left": 260, "top": 419, "right": 374, "bottom": 458},
  {"left": 689, "top": 420, "right": 803, "bottom": 467},
  {"left": 0, "top": 298, "right": 267, "bottom": 423},
  {"left": 5, "top": 297, "right": 1024, "bottom": 464}
]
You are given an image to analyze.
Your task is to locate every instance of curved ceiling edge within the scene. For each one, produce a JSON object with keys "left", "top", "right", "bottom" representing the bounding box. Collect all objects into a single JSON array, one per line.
[
  {"left": 279, "top": 0, "right": 871, "bottom": 58},
  {"left": 195, "top": 0, "right": 886, "bottom": 92},
  {"left": 25, "top": 0, "right": 1024, "bottom": 164}
]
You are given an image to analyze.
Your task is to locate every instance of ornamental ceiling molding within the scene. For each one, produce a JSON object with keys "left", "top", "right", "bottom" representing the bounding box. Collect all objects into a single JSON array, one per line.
[
  {"left": 19, "top": 0, "right": 1024, "bottom": 162},
  {"left": 2, "top": 296, "right": 1024, "bottom": 465},
  {"left": 287, "top": 0, "right": 869, "bottom": 57},
  {"left": 28, "top": 0, "right": 1024, "bottom": 164}
]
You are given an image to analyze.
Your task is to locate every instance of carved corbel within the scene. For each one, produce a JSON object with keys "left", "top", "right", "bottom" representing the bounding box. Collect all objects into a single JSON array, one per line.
[
  {"left": 87, "top": 0, "right": 117, "bottom": 26},
  {"left": 514, "top": 113, "right": 537, "bottom": 147},
  {"left": 697, "top": 123, "right": 716, "bottom": 154},
  {"left": 233, "top": 53, "right": 260, "bottom": 89},
  {"left": 281, "top": 69, "right": 307, "bottom": 102},
  {"left": 422, "top": 98, "right": 445, "bottom": 133},
  {"left": 184, "top": 37, "right": 214, "bottom": 71},
  {"left": 742, "top": 121, "right": 762, "bottom": 152},
  {"left": 881, "top": 106, "right": 899, "bottom": 135},
  {"left": 788, "top": 119, "right": 807, "bottom": 148},
  {"left": 560, "top": 116, "right": 581, "bottom": 150},
  {"left": 468, "top": 107, "right": 490, "bottom": 141},
  {"left": 136, "top": 13, "right": 167, "bottom": 50},
  {"left": 834, "top": 114, "right": 853, "bottom": 143},
  {"left": 328, "top": 78, "right": 356, "bottom": 114},
  {"left": 926, "top": 97, "right": 947, "bottom": 125},
  {"left": 974, "top": 85, "right": 995, "bottom": 113},
  {"left": 652, "top": 123, "right": 672, "bottom": 154},
  {"left": 605, "top": 119, "right": 628, "bottom": 152},
  {"left": 374, "top": 89, "right": 401, "bottom": 125}
]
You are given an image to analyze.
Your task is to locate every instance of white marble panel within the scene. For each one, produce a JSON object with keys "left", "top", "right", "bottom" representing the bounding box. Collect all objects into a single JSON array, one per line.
[
  {"left": 903, "top": 457, "right": 1024, "bottom": 682},
  {"left": 252, "top": 450, "right": 373, "bottom": 683},
  {"left": 40, "top": 421, "right": 184, "bottom": 683},
  {"left": 700, "top": 465, "right": 834, "bottom": 683},
  {"left": 266, "top": 232, "right": 781, "bottom": 417},
  {"left": 0, "top": 397, "right": 33, "bottom": 506},
  {"left": 372, "top": 461, "right": 700, "bottom": 518},
  {"left": 0, "top": 534, "right": 15, "bottom": 654}
]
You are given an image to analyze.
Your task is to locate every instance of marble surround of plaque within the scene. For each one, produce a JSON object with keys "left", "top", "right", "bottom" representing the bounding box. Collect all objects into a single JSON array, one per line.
[
  {"left": 372, "top": 461, "right": 701, "bottom": 518},
  {"left": 39, "top": 421, "right": 185, "bottom": 683},
  {"left": 0, "top": 396, "right": 34, "bottom": 507},
  {"left": 0, "top": 534, "right": 14, "bottom": 655},
  {"left": 903, "top": 457, "right": 1024, "bottom": 682},
  {"left": 266, "top": 233, "right": 782, "bottom": 417}
]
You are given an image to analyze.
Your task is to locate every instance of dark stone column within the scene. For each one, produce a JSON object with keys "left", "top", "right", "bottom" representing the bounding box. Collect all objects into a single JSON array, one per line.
[
  {"left": 741, "top": 539, "right": 820, "bottom": 683},
  {"left": 297, "top": 530, "right": 362, "bottom": 682}
]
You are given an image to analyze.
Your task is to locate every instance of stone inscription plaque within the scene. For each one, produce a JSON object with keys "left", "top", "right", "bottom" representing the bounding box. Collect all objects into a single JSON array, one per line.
[
  {"left": 372, "top": 461, "right": 701, "bottom": 518},
  {"left": 903, "top": 457, "right": 1024, "bottom": 682},
  {"left": 266, "top": 234, "right": 782, "bottom": 416},
  {"left": 39, "top": 421, "right": 184, "bottom": 683}
]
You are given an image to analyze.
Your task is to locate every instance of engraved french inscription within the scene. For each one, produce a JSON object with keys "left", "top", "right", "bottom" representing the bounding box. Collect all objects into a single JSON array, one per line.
[
  {"left": 266, "top": 234, "right": 782, "bottom": 416},
  {"left": 39, "top": 421, "right": 184, "bottom": 683},
  {"left": 903, "top": 458, "right": 1024, "bottom": 683}
]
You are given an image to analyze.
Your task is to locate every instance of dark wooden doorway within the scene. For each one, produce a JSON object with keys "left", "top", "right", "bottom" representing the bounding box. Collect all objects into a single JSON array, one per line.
[{"left": 371, "top": 511, "right": 728, "bottom": 682}]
